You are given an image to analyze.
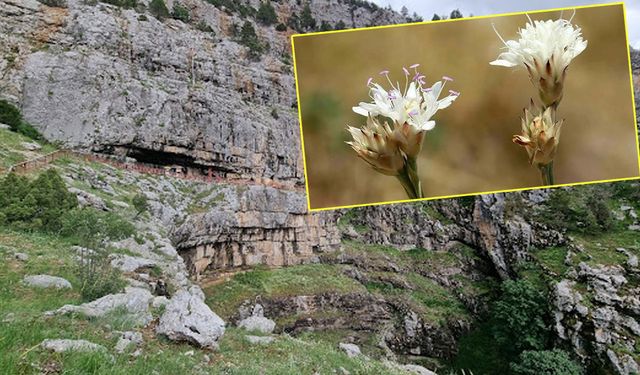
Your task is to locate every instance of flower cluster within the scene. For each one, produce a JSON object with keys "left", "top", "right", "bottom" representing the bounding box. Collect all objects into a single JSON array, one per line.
[
  {"left": 346, "top": 65, "right": 459, "bottom": 197},
  {"left": 491, "top": 12, "right": 586, "bottom": 184},
  {"left": 346, "top": 65, "right": 459, "bottom": 196},
  {"left": 491, "top": 15, "right": 587, "bottom": 108}
]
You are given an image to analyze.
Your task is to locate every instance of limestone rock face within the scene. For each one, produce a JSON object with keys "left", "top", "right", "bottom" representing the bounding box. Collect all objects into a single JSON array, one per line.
[
  {"left": 338, "top": 192, "right": 565, "bottom": 280},
  {"left": 174, "top": 186, "right": 341, "bottom": 276},
  {"left": 156, "top": 289, "right": 226, "bottom": 349},
  {"left": 0, "top": 0, "right": 409, "bottom": 184},
  {"left": 552, "top": 263, "right": 640, "bottom": 373}
]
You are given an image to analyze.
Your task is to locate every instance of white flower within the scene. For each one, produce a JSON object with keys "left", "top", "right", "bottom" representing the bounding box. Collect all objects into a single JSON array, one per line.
[
  {"left": 490, "top": 13, "right": 587, "bottom": 107},
  {"left": 352, "top": 65, "right": 459, "bottom": 157}
]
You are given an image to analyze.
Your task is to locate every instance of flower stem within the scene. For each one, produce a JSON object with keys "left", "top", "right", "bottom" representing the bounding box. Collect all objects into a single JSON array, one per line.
[
  {"left": 396, "top": 158, "right": 423, "bottom": 199},
  {"left": 539, "top": 162, "right": 555, "bottom": 186}
]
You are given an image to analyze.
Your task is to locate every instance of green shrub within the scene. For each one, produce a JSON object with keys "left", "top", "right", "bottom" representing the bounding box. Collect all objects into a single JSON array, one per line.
[
  {"left": 149, "top": 0, "right": 169, "bottom": 20},
  {"left": 0, "top": 170, "right": 77, "bottom": 232},
  {"left": 206, "top": 0, "right": 255, "bottom": 18},
  {"left": 101, "top": 0, "right": 137, "bottom": 8},
  {"left": 539, "top": 186, "right": 613, "bottom": 233},
  {"left": 132, "top": 193, "right": 149, "bottom": 217},
  {"left": 334, "top": 20, "right": 346, "bottom": 30},
  {"left": 60, "top": 208, "right": 135, "bottom": 248},
  {"left": 196, "top": 20, "right": 215, "bottom": 34},
  {"left": 300, "top": 3, "right": 316, "bottom": 30},
  {"left": 0, "top": 100, "right": 22, "bottom": 129},
  {"left": 36, "top": 0, "right": 68, "bottom": 7},
  {"left": 239, "top": 21, "right": 264, "bottom": 59},
  {"left": 60, "top": 208, "right": 134, "bottom": 301},
  {"left": 275, "top": 23, "right": 287, "bottom": 31},
  {"left": 0, "top": 99, "right": 43, "bottom": 140},
  {"left": 256, "top": 1, "right": 277, "bottom": 25},
  {"left": 171, "top": 2, "right": 190, "bottom": 22},
  {"left": 286, "top": 12, "right": 301, "bottom": 32},
  {"left": 319, "top": 20, "right": 332, "bottom": 31},
  {"left": 511, "top": 350, "right": 584, "bottom": 375},
  {"left": 491, "top": 280, "right": 550, "bottom": 355}
]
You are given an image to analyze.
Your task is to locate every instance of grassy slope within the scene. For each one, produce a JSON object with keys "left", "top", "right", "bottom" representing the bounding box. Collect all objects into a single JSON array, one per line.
[{"left": 0, "top": 143, "right": 406, "bottom": 374}]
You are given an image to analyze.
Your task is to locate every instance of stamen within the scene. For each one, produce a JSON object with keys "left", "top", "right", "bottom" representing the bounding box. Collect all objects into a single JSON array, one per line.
[
  {"left": 402, "top": 67, "right": 410, "bottom": 76},
  {"left": 569, "top": 9, "right": 576, "bottom": 22},
  {"left": 366, "top": 77, "right": 373, "bottom": 86},
  {"left": 409, "top": 63, "right": 420, "bottom": 69},
  {"left": 442, "top": 76, "right": 454, "bottom": 82},
  {"left": 449, "top": 90, "right": 460, "bottom": 96},
  {"left": 379, "top": 70, "right": 389, "bottom": 75},
  {"left": 491, "top": 23, "right": 508, "bottom": 46}
]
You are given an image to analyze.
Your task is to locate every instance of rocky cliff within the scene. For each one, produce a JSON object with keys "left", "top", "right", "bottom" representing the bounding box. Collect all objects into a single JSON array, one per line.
[{"left": 0, "top": 0, "right": 407, "bottom": 183}]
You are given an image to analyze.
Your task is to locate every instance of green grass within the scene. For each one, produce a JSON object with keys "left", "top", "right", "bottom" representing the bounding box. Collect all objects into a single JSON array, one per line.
[
  {"left": 571, "top": 229, "right": 639, "bottom": 266},
  {"left": 0, "top": 128, "right": 56, "bottom": 168},
  {"left": 209, "top": 328, "right": 404, "bottom": 375},
  {"left": 204, "top": 264, "right": 366, "bottom": 320},
  {"left": 532, "top": 246, "right": 569, "bottom": 276}
]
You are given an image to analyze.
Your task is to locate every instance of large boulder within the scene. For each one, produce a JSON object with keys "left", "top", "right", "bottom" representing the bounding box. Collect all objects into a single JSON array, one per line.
[
  {"left": 49, "top": 287, "right": 154, "bottom": 326},
  {"left": 155, "top": 289, "right": 225, "bottom": 349}
]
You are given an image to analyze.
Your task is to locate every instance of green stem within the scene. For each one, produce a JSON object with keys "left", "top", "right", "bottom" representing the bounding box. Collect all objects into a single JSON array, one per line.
[
  {"left": 395, "top": 157, "right": 423, "bottom": 199},
  {"left": 538, "top": 162, "right": 555, "bottom": 186}
]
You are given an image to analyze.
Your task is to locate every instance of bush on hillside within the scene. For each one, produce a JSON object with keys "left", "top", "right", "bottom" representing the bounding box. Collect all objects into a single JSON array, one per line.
[
  {"left": 256, "top": 1, "right": 277, "bottom": 25},
  {"left": 171, "top": 2, "right": 190, "bottom": 23},
  {"left": 0, "top": 170, "right": 77, "bottom": 232},
  {"left": 511, "top": 350, "right": 584, "bottom": 375},
  {"left": 149, "top": 0, "right": 169, "bottom": 20},
  {"left": 0, "top": 98, "right": 43, "bottom": 141},
  {"left": 491, "top": 280, "right": 550, "bottom": 355}
]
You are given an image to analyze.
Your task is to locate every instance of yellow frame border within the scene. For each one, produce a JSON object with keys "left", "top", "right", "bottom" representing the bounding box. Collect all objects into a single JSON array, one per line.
[{"left": 291, "top": 1, "right": 640, "bottom": 212}]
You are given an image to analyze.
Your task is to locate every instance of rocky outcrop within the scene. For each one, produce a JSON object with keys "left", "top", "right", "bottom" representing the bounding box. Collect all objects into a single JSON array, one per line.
[
  {"left": 552, "top": 263, "right": 640, "bottom": 374},
  {"left": 155, "top": 288, "right": 225, "bottom": 349},
  {"left": 0, "top": 0, "right": 408, "bottom": 184},
  {"left": 174, "top": 186, "right": 341, "bottom": 276},
  {"left": 339, "top": 192, "right": 564, "bottom": 280}
]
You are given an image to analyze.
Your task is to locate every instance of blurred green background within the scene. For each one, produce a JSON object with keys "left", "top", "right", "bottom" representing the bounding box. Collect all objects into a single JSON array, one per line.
[{"left": 294, "top": 4, "right": 639, "bottom": 210}]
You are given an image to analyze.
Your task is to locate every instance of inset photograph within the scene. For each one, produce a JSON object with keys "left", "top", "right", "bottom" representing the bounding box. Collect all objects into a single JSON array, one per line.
[{"left": 293, "top": 3, "right": 640, "bottom": 211}]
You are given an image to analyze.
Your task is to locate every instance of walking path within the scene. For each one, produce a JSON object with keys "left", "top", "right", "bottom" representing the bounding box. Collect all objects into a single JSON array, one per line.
[{"left": 1, "top": 148, "right": 302, "bottom": 192}]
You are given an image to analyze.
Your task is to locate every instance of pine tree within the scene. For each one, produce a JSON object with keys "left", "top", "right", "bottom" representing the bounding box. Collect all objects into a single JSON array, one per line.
[
  {"left": 300, "top": 3, "right": 316, "bottom": 31},
  {"left": 149, "top": 0, "right": 169, "bottom": 20},
  {"left": 256, "top": 1, "right": 278, "bottom": 25}
]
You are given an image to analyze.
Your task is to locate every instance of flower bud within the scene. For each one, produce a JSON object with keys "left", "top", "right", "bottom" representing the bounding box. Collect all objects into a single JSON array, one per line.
[{"left": 512, "top": 106, "right": 563, "bottom": 167}]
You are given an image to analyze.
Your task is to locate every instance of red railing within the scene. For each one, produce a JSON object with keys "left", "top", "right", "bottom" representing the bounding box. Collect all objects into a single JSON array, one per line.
[{"left": 2, "top": 149, "right": 301, "bottom": 191}]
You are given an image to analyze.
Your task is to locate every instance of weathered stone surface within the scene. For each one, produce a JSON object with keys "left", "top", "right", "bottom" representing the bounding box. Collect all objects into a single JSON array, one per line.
[
  {"left": 156, "top": 289, "right": 225, "bottom": 349},
  {"left": 50, "top": 287, "right": 153, "bottom": 325},
  {"left": 339, "top": 342, "right": 361, "bottom": 358},
  {"left": 237, "top": 304, "right": 276, "bottom": 334},
  {"left": 41, "top": 339, "right": 105, "bottom": 353},
  {"left": 23, "top": 274, "right": 71, "bottom": 289},
  {"left": 14, "top": 252, "right": 28, "bottom": 261},
  {"left": 68, "top": 187, "right": 108, "bottom": 211},
  {"left": 114, "top": 331, "right": 143, "bottom": 354},
  {"left": 175, "top": 186, "right": 341, "bottom": 277},
  {"left": 110, "top": 254, "right": 156, "bottom": 273}
]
